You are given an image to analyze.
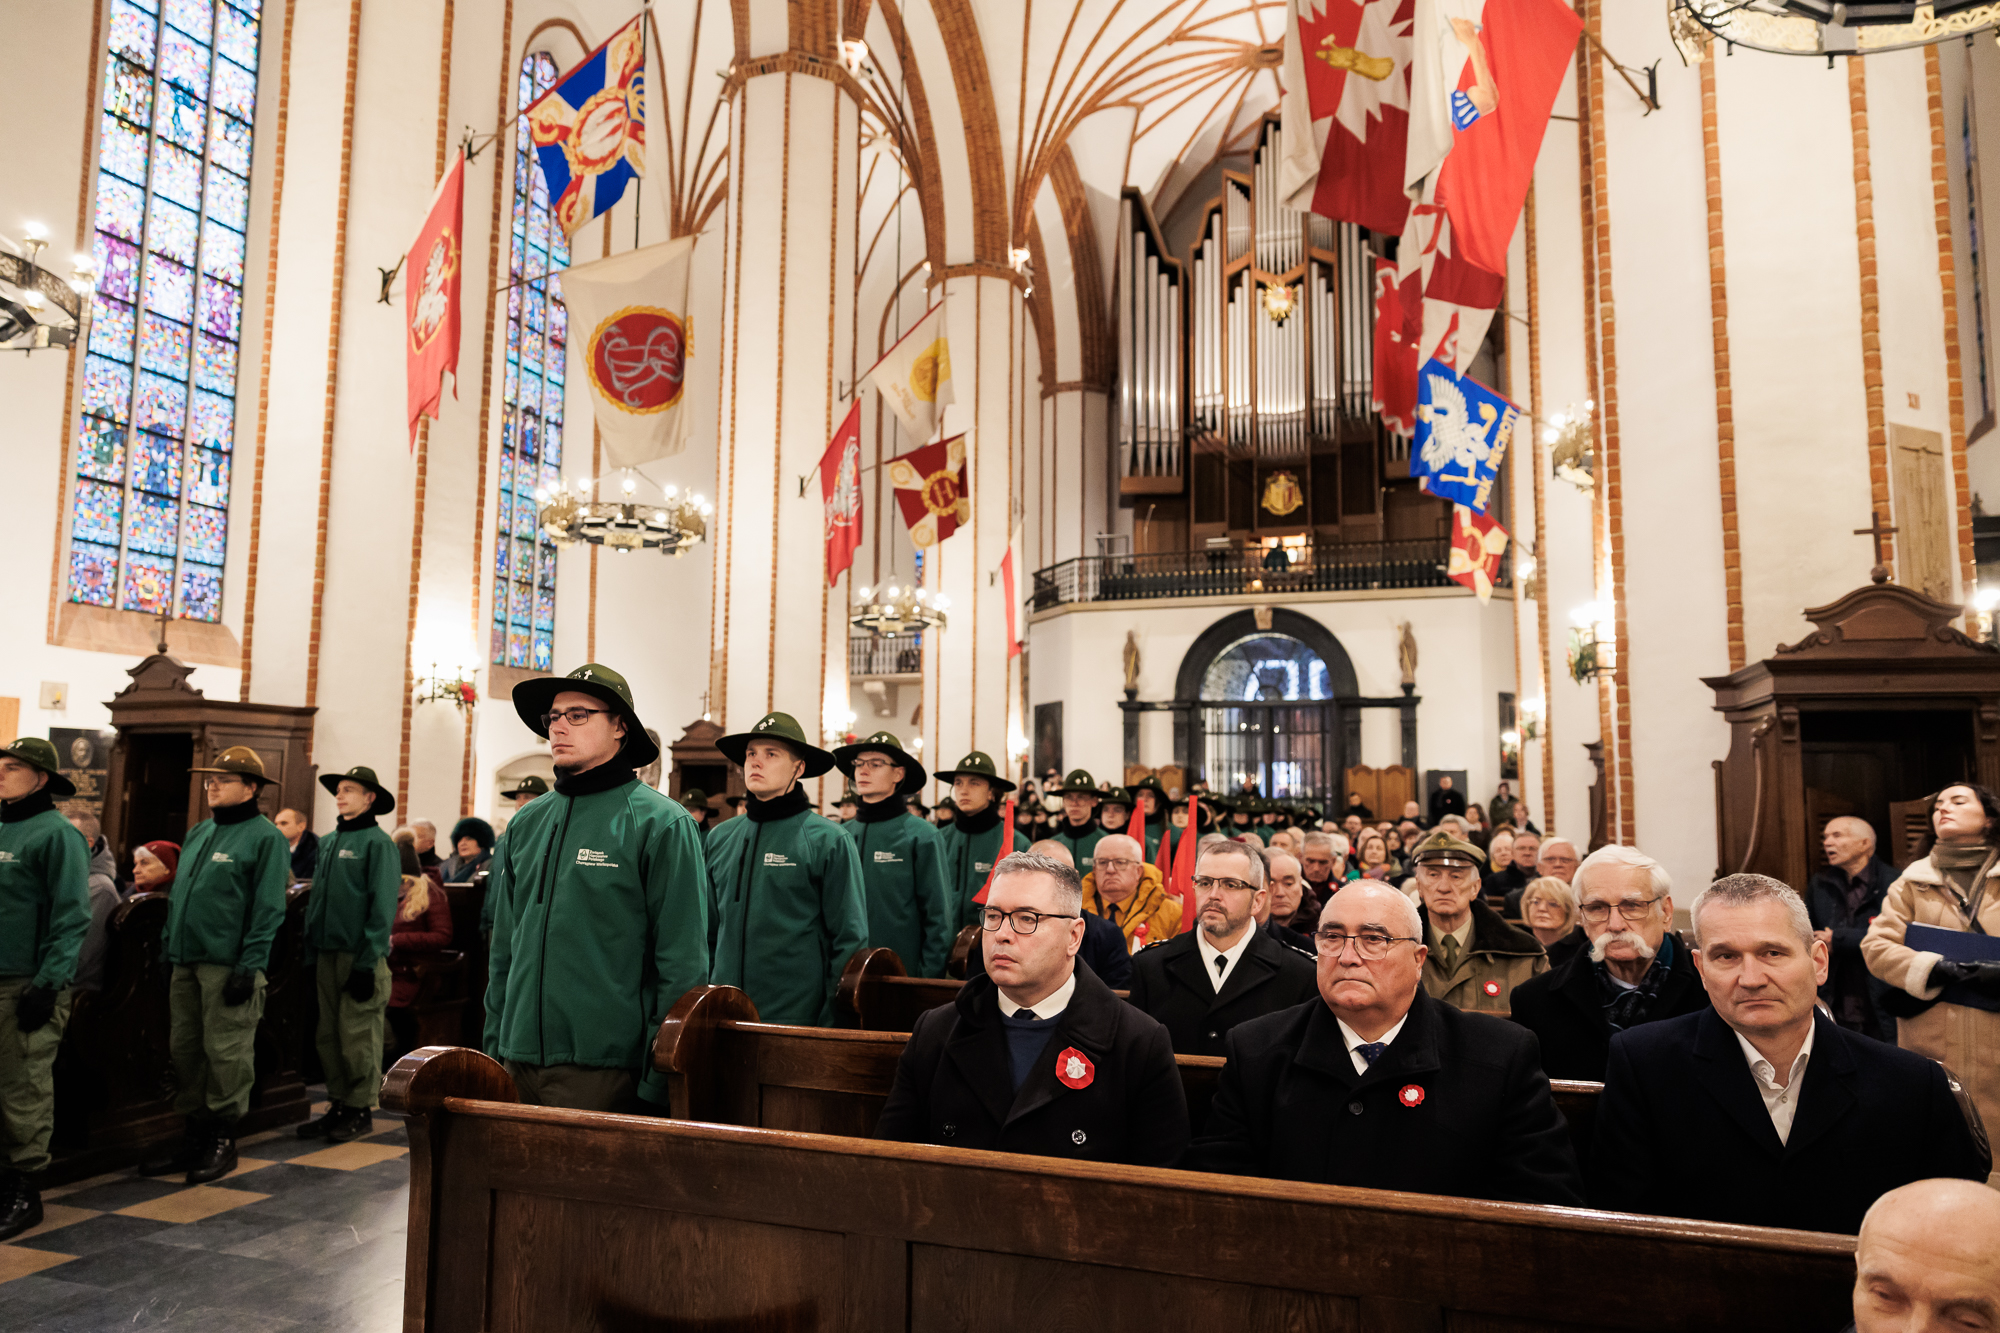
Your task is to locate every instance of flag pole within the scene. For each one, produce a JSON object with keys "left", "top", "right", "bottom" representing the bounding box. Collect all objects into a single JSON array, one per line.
[{"left": 633, "top": 1, "right": 649, "bottom": 251}]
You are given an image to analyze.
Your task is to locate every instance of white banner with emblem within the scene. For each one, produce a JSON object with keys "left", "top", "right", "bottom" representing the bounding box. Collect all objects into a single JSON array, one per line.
[{"left": 562, "top": 236, "right": 696, "bottom": 468}]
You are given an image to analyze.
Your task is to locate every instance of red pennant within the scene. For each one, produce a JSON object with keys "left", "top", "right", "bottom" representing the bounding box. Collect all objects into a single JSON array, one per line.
[
  {"left": 1172, "top": 793, "right": 1199, "bottom": 934},
  {"left": 970, "top": 797, "right": 1015, "bottom": 906}
]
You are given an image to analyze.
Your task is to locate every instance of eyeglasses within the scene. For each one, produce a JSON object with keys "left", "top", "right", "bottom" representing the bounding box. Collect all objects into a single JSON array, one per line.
[
  {"left": 1314, "top": 929, "right": 1420, "bottom": 960},
  {"left": 541, "top": 707, "right": 612, "bottom": 729},
  {"left": 1579, "top": 895, "right": 1664, "bottom": 924},
  {"left": 1192, "top": 875, "right": 1256, "bottom": 895},
  {"left": 1095, "top": 857, "right": 1140, "bottom": 873},
  {"left": 979, "top": 908, "right": 1079, "bottom": 934},
  {"left": 850, "top": 757, "right": 896, "bottom": 772}
]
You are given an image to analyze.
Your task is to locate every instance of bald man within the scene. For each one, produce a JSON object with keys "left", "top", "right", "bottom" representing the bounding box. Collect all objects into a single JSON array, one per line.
[
  {"left": 1808, "top": 816, "right": 1897, "bottom": 1043},
  {"left": 1851, "top": 1179, "right": 2000, "bottom": 1333}
]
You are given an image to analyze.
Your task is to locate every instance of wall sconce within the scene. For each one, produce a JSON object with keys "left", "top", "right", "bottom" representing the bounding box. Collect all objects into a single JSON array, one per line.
[
  {"left": 1515, "top": 552, "right": 1541, "bottom": 602},
  {"left": 416, "top": 663, "right": 479, "bottom": 711},
  {"left": 1546, "top": 402, "right": 1595, "bottom": 492},
  {"left": 1566, "top": 602, "right": 1613, "bottom": 683}
]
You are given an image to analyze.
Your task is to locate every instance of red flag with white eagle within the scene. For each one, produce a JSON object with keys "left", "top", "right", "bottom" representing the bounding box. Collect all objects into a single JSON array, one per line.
[
  {"left": 1447, "top": 504, "right": 1509, "bottom": 602},
  {"left": 1280, "top": 0, "right": 1415, "bottom": 234},
  {"left": 820, "top": 402, "right": 862, "bottom": 587},
  {"left": 405, "top": 150, "right": 465, "bottom": 447}
]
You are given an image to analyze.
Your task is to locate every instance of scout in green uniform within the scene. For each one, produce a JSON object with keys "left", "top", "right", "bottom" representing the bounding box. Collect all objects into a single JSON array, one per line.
[
  {"left": 485, "top": 664, "right": 709, "bottom": 1112},
  {"left": 142, "top": 746, "right": 290, "bottom": 1185},
  {"left": 479, "top": 776, "right": 548, "bottom": 939},
  {"left": 833, "top": 732, "right": 953, "bottom": 977},
  {"left": 1127, "top": 774, "right": 1170, "bottom": 859},
  {"left": 935, "top": 753, "right": 1030, "bottom": 929},
  {"left": 0, "top": 739, "right": 91, "bottom": 1239},
  {"left": 298, "top": 765, "right": 399, "bottom": 1142},
  {"left": 678, "top": 787, "right": 714, "bottom": 839},
  {"left": 1256, "top": 799, "right": 1282, "bottom": 844},
  {"left": 1048, "top": 769, "right": 1107, "bottom": 873},
  {"left": 1098, "top": 782, "right": 1133, "bottom": 836},
  {"left": 704, "top": 714, "right": 867, "bottom": 1025}
]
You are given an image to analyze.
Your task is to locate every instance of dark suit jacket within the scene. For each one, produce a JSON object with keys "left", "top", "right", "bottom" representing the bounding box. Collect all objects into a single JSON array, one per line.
[
  {"left": 1591, "top": 1008, "right": 1991, "bottom": 1234},
  {"left": 1125, "top": 928, "right": 1319, "bottom": 1057},
  {"left": 966, "top": 911, "right": 1132, "bottom": 988},
  {"left": 1261, "top": 917, "right": 1314, "bottom": 954},
  {"left": 1805, "top": 856, "right": 1896, "bottom": 1042},
  {"left": 875, "top": 966, "right": 1188, "bottom": 1167},
  {"left": 1508, "top": 934, "right": 1711, "bottom": 1081},
  {"left": 1185, "top": 989, "right": 1584, "bottom": 1205}
]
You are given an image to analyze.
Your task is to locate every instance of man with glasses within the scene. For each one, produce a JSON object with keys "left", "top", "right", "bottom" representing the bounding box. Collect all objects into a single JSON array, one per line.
[
  {"left": 1047, "top": 769, "right": 1107, "bottom": 873},
  {"left": 485, "top": 664, "right": 709, "bottom": 1113},
  {"left": 1125, "top": 843, "right": 1316, "bottom": 1056},
  {"left": 1080, "top": 833, "right": 1182, "bottom": 950},
  {"left": 1506, "top": 835, "right": 1579, "bottom": 917},
  {"left": 1187, "top": 880, "right": 1582, "bottom": 1203},
  {"left": 834, "top": 732, "right": 953, "bottom": 978},
  {"left": 875, "top": 851, "right": 1187, "bottom": 1166},
  {"left": 1410, "top": 830, "right": 1547, "bottom": 1013},
  {"left": 1507, "top": 845, "right": 1709, "bottom": 1081}
]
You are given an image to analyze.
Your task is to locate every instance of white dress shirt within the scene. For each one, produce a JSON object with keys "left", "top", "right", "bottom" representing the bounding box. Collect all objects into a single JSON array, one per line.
[
  {"left": 1735, "top": 1022, "right": 1816, "bottom": 1145},
  {"left": 1335, "top": 1014, "right": 1410, "bottom": 1076},
  {"left": 1196, "top": 928, "right": 1256, "bottom": 994},
  {"left": 996, "top": 968, "right": 1076, "bottom": 1020}
]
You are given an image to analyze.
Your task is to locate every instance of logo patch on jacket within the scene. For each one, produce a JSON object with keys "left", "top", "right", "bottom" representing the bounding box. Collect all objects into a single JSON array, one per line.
[
  {"left": 574, "top": 848, "right": 620, "bottom": 868},
  {"left": 872, "top": 851, "right": 902, "bottom": 864},
  {"left": 975, "top": 861, "right": 993, "bottom": 873},
  {"left": 0, "top": 852, "right": 15, "bottom": 863},
  {"left": 1055, "top": 1047, "right": 1095, "bottom": 1090},
  {"left": 762, "top": 852, "right": 795, "bottom": 867},
  {"left": 211, "top": 853, "right": 234, "bottom": 863},
  {"left": 338, "top": 849, "right": 358, "bottom": 860}
]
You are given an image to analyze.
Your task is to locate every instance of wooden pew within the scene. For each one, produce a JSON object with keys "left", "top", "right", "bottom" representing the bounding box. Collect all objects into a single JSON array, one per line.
[{"left": 384, "top": 1045, "right": 1857, "bottom": 1332}]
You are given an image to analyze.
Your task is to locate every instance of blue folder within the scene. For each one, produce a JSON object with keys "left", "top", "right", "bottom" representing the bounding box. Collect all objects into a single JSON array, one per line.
[{"left": 1906, "top": 922, "right": 2000, "bottom": 1013}]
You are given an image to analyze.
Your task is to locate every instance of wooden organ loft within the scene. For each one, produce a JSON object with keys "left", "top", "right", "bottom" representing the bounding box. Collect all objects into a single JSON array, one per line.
[{"left": 1116, "top": 117, "right": 1488, "bottom": 556}]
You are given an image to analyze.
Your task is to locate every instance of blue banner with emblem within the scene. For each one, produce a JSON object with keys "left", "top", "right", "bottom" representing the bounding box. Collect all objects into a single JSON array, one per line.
[
  {"left": 1412, "top": 357, "right": 1517, "bottom": 515},
  {"left": 523, "top": 15, "right": 647, "bottom": 237}
]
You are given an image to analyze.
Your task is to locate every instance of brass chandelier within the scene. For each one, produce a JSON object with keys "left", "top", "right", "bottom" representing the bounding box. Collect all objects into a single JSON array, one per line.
[
  {"left": 537, "top": 471, "right": 711, "bottom": 557},
  {"left": 850, "top": 580, "right": 949, "bottom": 636}
]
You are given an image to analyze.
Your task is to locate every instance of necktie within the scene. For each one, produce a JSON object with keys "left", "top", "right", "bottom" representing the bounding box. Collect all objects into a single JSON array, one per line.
[
  {"left": 1437, "top": 935, "right": 1461, "bottom": 977},
  {"left": 1017, "top": 1010, "right": 1038, "bottom": 1021},
  {"left": 1214, "top": 955, "right": 1228, "bottom": 980},
  {"left": 1357, "top": 1041, "right": 1387, "bottom": 1065}
]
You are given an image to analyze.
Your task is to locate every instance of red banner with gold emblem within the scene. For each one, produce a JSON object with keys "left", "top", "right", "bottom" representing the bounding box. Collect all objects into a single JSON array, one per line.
[
  {"left": 886, "top": 434, "right": 971, "bottom": 548},
  {"left": 405, "top": 150, "right": 464, "bottom": 447}
]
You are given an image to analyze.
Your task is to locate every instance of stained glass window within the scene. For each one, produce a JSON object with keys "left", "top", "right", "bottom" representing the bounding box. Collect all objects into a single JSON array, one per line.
[
  {"left": 494, "top": 51, "right": 567, "bottom": 671},
  {"left": 70, "top": 0, "right": 258, "bottom": 622}
]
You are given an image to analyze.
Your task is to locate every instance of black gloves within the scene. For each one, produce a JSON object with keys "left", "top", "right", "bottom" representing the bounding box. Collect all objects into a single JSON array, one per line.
[
  {"left": 1932, "top": 959, "right": 2000, "bottom": 997},
  {"left": 222, "top": 970, "right": 256, "bottom": 1006},
  {"left": 344, "top": 967, "right": 376, "bottom": 1003},
  {"left": 15, "top": 986, "right": 57, "bottom": 1034}
]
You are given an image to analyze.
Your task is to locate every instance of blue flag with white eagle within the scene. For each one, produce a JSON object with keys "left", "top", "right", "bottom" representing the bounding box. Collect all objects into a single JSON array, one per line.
[
  {"left": 1413, "top": 357, "right": 1518, "bottom": 515},
  {"left": 523, "top": 16, "right": 647, "bottom": 236}
]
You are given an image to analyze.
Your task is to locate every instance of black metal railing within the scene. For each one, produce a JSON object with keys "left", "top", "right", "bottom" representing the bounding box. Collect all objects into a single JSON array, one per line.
[
  {"left": 1030, "top": 539, "right": 1490, "bottom": 609},
  {"left": 848, "top": 631, "right": 925, "bottom": 677}
]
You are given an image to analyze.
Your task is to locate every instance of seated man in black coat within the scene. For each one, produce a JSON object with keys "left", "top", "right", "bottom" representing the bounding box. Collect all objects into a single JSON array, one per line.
[
  {"left": 1255, "top": 849, "right": 1316, "bottom": 953},
  {"left": 1126, "top": 840, "right": 1317, "bottom": 1056},
  {"left": 1509, "top": 844, "right": 1709, "bottom": 1081},
  {"left": 876, "top": 850, "right": 1187, "bottom": 1167},
  {"left": 1186, "top": 881, "right": 1584, "bottom": 1205},
  {"left": 1591, "top": 873, "right": 1990, "bottom": 1235}
]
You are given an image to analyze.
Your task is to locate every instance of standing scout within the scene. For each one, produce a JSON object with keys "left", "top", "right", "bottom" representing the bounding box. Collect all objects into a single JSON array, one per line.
[
  {"left": 0, "top": 739, "right": 91, "bottom": 1239},
  {"left": 485, "top": 664, "right": 709, "bottom": 1112},
  {"left": 1048, "top": 769, "right": 1107, "bottom": 874},
  {"left": 143, "top": 747, "right": 289, "bottom": 1185},
  {"left": 834, "top": 732, "right": 953, "bottom": 978},
  {"left": 936, "top": 752, "right": 1031, "bottom": 928},
  {"left": 298, "top": 765, "right": 399, "bottom": 1142},
  {"left": 704, "top": 713, "right": 867, "bottom": 1026},
  {"left": 1128, "top": 775, "right": 1170, "bottom": 859},
  {"left": 480, "top": 775, "right": 549, "bottom": 938}
]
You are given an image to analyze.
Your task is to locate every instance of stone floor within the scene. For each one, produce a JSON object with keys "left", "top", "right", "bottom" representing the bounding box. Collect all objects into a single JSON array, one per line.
[{"left": 0, "top": 1095, "right": 410, "bottom": 1331}]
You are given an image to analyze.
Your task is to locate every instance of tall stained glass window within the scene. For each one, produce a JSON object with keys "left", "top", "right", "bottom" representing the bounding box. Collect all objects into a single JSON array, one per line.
[
  {"left": 493, "top": 51, "right": 568, "bottom": 671},
  {"left": 72, "top": 0, "right": 260, "bottom": 622}
]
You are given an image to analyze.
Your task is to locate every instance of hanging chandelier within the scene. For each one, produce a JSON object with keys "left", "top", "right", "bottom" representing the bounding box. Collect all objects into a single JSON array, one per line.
[
  {"left": 850, "top": 581, "right": 948, "bottom": 637},
  {"left": 1, "top": 225, "right": 96, "bottom": 353},
  {"left": 1669, "top": 0, "right": 2000, "bottom": 62},
  {"left": 537, "top": 470, "right": 711, "bottom": 556}
]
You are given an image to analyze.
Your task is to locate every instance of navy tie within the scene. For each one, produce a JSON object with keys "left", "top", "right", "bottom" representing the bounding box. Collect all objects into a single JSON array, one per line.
[
  {"left": 1356, "top": 1041, "right": 1387, "bottom": 1065},
  {"left": 1017, "top": 1010, "right": 1038, "bottom": 1022}
]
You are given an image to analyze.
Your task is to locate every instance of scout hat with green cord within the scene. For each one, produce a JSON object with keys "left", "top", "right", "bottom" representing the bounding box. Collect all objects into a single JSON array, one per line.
[
  {"left": 935, "top": 751, "right": 1017, "bottom": 795},
  {"left": 1408, "top": 827, "right": 1488, "bottom": 870},
  {"left": 0, "top": 737, "right": 77, "bottom": 799},
  {"left": 318, "top": 765, "right": 396, "bottom": 816},
  {"left": 1056, "top": 768, "right": 1101, "bottom": 798},
  {"left": 501, "top": 774, "right": 550, "bottom": 800},
  {"left": 189, "top": 745, "right": 276, "bottom": 790},
  {"left": 512, "top": 663, "right": 661, "bottom": 768},
  {"left": 716, "top": 712, "right": 837, "bottom": 778},
  {"left": 831, "top": 730, "right": 927, "bottom": 795}
]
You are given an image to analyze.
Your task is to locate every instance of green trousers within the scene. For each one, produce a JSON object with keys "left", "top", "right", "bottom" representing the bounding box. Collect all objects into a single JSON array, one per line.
[
  {"left": 502, "top": 1060, "right": 639, "bottom": 1114},
  {"left": 169, "top": 963, "right": 265, "bottom": 1123},
  {"left": 314, "top": 952, "right": 390, "bottom": 1109},
  {"left": 0, "top": 977, "right": 73, "bottom": 1175}
]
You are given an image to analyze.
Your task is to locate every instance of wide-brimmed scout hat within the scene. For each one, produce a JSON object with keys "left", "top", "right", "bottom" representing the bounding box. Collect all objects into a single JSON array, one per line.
[
  {"left": 1098, "top": 780, "right": 1132, "bottom": 810},
  {"left": 935, "top": 751, "right": 1017, "bottom": 795},
  {"left": 1055, "top": 768, "right": 1101, "bottom": 798},
  {"left": 319, "top": 765, "right": 396, "bottom": 816},
  {"left": 1408, "top": 828, "right": 1488, "bottom": 871},
  {"left": 717, "top": 712, "right": 837, "bottom": 778},
  {"left": 0, "top": 737, "right": 77, "bottom": 799},
  {"left": 513, "top": 663, "right": 661, "bottom": 769},
  {"left": 190, "top": 745, "right": 275, "bottom": 790},
  {"left": 678, "top": 787, "right": 710, "bottom": 809},
  {"left": 501, "top": 774, "right": 550, "bottom": 800},
  {"left": 1126, "top": 773, "right": 1169, "bottom": 804},
  {"left": 832, "top": 730, "right": 927, "bottom": 795}
]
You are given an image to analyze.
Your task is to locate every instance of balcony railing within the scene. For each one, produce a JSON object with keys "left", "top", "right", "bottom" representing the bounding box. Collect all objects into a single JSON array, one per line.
[
  {"left": 849, "top": 631, "right": 925, "bottom": 677},
  {"left": 1030, "top": 539, "right": 1491, "bottom": 610}
]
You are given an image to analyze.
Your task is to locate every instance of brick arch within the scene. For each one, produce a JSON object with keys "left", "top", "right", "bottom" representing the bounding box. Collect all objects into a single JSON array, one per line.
[{"left": 1049, "top": 144, "right": 1111, "bottom": 391}]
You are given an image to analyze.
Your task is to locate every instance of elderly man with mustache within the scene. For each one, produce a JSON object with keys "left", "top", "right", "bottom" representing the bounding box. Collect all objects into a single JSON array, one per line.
[{"left": 1507, "top": 845, "right": 1710, "bottom": 1082}]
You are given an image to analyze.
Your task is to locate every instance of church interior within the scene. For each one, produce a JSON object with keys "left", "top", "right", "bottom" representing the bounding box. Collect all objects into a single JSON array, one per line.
[{"left": 6, "top": 0, "right": 2000, "bottom": 1328}]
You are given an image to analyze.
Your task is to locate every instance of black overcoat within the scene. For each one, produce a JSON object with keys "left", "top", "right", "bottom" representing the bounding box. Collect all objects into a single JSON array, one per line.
[
  {"left": 1508, "top": 934, "right": 1710, "bottom": 1082},
  {"left": 1125, "top": 928, "right": 1319, "bottom": 1057}
]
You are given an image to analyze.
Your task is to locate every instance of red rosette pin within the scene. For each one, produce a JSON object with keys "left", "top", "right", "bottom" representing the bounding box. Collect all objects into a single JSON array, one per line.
[
  {"left": 1483, "top": 980, "right": 1502, "bottom": 998},
  {"left": 1055, "top": 1047, "right": 1096, "bottom": 1090},
  {"left": 1399, "top": 1084, "right": 1425, "bottom": 1108}
]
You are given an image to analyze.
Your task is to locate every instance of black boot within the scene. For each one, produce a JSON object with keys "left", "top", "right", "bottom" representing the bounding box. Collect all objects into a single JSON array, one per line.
[
  {"left": 138, "top": 1120, "right": 203, "bottom": 1177},
  {"left": 296, "top": 1102, "right": 343, "bottom": 1139},
  {"left": 325, "top": 1104, "right": 373, "bottom": 1144},
  {"left": 0, "top": 1171, "right": 39, "bottom": 1242},
  {"left": 185, "top": 1122, "right": 238, "bottom": 1185}
]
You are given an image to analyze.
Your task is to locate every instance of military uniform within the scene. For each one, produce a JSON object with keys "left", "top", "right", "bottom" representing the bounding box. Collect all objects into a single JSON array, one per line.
[
  {"left": 486, "top": 665, "right": 710, "bottom": 1111},
  {"left": 935, "top": 752, "right": 1030, "bottom": 929},
  {"left": 705, "top": 714, "right": 868, "bottom": 1026},
  {"left": 299, "top": 766, "right": 400, "bottom": 1140},
  {"left": 0, "top": 739, "right": 91, "bottom": 1238},
  {"left": 1047, "top": 769, "right": 1107, "bottom": 873},
  {"left": 834, "top": 733, "right": 954, "bottom": 978},
  {"left": 1407, "top": 830, "right": 1548, "bottom": 1013}
]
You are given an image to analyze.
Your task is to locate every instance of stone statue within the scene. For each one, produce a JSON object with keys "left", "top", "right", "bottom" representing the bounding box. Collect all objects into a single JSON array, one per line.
[
  {"left": 1397, "top": 621, "right": 1418, "bottom": 686},
  {"left": 1122, "top": 631, "right": 1141, "bottom": 694}
]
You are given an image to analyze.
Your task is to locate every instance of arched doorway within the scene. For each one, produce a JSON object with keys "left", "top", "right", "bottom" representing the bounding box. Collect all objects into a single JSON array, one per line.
[{"left": 1174, "top": 609, "right": 1358, "bottom": 799}]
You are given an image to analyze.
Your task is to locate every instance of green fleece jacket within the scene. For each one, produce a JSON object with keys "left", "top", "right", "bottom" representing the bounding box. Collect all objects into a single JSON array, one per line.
[
  {"left": 0, "top": 796, "right": 92, "bottom": 988},
  {"left": 483, "top": 769, "right": 709, "bottom": 1080},
  {"left": 1049, "top": 820, "right": 1108, "bottom": 874},
  {"left": 167, "top": 803, "right": 290, "bottom": 973},
  {"left": 844, "top": 802, "right": 953, "bottom": 978},
  {"left": 936, "top": 810, "right": 1030, "bottom": 930},
  {"left": 704, "top": 791, "right": 867, "bottom": 1027},
  {"left": 303, "top": 818, "right": 400, "bottom": 968}
]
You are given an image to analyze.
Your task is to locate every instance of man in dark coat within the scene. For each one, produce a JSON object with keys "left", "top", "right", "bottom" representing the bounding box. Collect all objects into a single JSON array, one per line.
[
  {"left": 1256, "top": 849, "right": 1316, "bottom": 952},
  {"left": 1126, "top": 841, "right": 1317, "bottom": 1057},
  {"left": 1427, "top": 775, "right": 1467, "bottom": 825},
  {"left": 1590, "top": 874, "right": 1990, "bottom": 1235},
  {"left": 1804, "top": 816, "right": 1896, "bottom": 1043},
  {"left": 1509, "top": 845, "right": 1710, "bottom": 1081},
  {"left": 1187, "top": 880, "right": 1583, "bottom": 1205},
  {"left": 1483, "top": 829, "right": 1539, "bottom": 903},
  {"left": 876, "top": 850, "right": 1187, "bottom": 1167}
]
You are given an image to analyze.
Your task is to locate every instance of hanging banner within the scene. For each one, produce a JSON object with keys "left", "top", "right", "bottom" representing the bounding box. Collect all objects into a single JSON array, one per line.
[
  {"left": 1447, "top": 504, "right": 1510, "bottom": 602},
  {"left": 562, "top": 236, "right": 695, "bottom": 468},
  {"left": 1280, "top": 0, "right": 1415, "bottom": 234},
  {"left": 865, "top": 303, "right": 954, "bottom": 442},
  {"left": 405, "top": 150, "right": 465, "bottom": 447},
  {"left": 524, "top": 15, "right": 647, "bottom": 236},
  {"left": 887, "top": 434, "right": 971, "bottom": 548},
  {"left": 1412, "top": 357, "right": 1517, "bottom": 513},
  {"left": 820, "top": 401, "right": 863, "bottom": 586}
]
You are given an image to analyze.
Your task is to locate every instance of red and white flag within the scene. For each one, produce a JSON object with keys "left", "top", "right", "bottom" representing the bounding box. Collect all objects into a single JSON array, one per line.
[
  {"left": 562, "top": 236, "right": 697, "bottom": 467},
  {"left": 820, "top": 402, "right": 863, "bottom": 587},
  {"left": 1280, "top": 0, "right": 1415, "bottom": 234},
  {"left": 1371, "top": 258, "right": 1418, "bottom": 436},
  {"left": 1000, "top": 522, "right": 1023, "bottom": 659},
  {"left": 1447, "top": 504, "right": 1510, "bottom": 602},
  {"left": 1396, "top": 203, "right": 1504, "bottom": 374},
  {"left": 405, "top": 150, "right": 465, "bottom": 447}
]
